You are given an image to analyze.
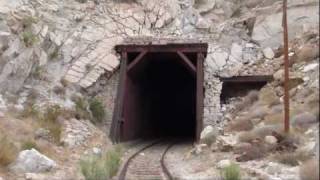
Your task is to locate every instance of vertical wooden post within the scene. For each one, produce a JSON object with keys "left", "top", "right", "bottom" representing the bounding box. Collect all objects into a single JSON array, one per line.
[
  {"left": 196, "top": 52, "right": 204, "bottom": 142},
  {"left": 282, "top": 0, "right": 290, "bottom": 133},
  {"left": 110, "top": 51, "right": 128, "bottom": 143}
]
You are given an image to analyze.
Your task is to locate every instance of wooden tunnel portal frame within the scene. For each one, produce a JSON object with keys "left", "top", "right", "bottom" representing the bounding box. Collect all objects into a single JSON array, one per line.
[{"left": 110, "top": 43, "right": 208, "bottom": 143}]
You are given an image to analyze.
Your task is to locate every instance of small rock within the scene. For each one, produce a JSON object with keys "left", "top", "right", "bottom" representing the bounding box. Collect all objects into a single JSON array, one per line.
[
  {"left": 10, "top": 149, "right": 56, "bottom": 173},
  {"left": 217, "top": 159, "right": 232, "bottom": 169},
  {"left": 303, "top": 63, "right": 319, "bottom": 72},
  {"left": 265, "top": 136, "right": 277, "bottom": 145},
  {"left": 231, "top": 43, "right": 243, "bottom": 60},
  {"left": 0, "top": 111, "right": 4, "bottom": 118},
  {"left": 263, "top": 47, "right": 275, "bottom": 59},
  {"left": 92, "top": 147, "right": 102, "bottom": 155}
]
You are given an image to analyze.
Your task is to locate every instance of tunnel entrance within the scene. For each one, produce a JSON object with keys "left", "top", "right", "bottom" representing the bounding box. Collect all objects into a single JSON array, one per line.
[
  {"left": 220, "top": 76, "right": 273, "bottom": 104},
  {"left": 110, "top": 43, "right": 208, "bottom": 142}
]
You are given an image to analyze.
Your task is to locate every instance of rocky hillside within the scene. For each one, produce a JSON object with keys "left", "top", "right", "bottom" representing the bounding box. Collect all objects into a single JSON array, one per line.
[{"left": 0, "top": 0, "right": 319, "bottom": 179}]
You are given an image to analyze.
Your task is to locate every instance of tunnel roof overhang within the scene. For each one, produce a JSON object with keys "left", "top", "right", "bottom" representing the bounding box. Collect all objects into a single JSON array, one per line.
[{"left": 115, "top": 37, "right": 208, "bottom": 54}]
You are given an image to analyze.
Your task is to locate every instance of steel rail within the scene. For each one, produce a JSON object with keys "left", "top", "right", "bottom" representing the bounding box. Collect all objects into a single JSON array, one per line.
[{"left": 118, "top": 140, "right": 175, "bottom": 180}]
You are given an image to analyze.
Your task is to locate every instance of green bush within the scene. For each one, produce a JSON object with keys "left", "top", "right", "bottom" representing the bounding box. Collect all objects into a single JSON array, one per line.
[
  {"left": 76, "top": 0, "right": 88, "bottom": 3},
  {"left": 21, "top": 139, "right": 39, "bottom": 151},
  {"left": 221, "top": 163, "right": 241, "bottom": 180},
  {"left": 89, "top": 98, "right": 105, "bottom": 123},
  {"left": 75, "top": 97, "right": 90, "bottom": 120},
  {"left": 49, "top": 47, "right": 60, "bottom": 60},
  {"left": 80, "top": 146, "right": 122, "bottom": 180},
  {"left": 21, "top": 31, "right": 38, "bottom": 47},
  {"left": 0, "top": 135, "right": 18, "bottom": 166}
]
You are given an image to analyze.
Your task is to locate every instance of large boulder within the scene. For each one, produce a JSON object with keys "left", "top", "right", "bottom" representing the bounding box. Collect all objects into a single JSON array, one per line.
[
  {"left": 200, "top": 126, "right": 218, "bottom": 146},
  {"left": 10, "top": 149, "right": 57, "bottom": 173}
]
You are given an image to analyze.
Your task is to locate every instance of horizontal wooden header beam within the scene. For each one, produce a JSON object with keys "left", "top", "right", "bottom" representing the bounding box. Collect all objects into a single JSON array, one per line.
[
  {"left": 220, "top": 75, "right": 273, "bottom": 82},
  {"left": 115, "top": 43, "right": 208, "bottom": 54}
]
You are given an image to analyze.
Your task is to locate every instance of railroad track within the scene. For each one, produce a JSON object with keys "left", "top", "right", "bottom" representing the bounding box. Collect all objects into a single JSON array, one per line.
[{"left": 118, "top": 140, "right": 175, "bottom": 180}]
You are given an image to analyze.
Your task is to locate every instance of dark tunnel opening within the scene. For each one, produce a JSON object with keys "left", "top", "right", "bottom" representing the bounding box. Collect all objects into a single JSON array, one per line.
[
  {"left": 123, "top": 52, "right": 197, "bottom": 140},
  {"left": 220, "top": 76, "right": 272, "bottom": 104}
]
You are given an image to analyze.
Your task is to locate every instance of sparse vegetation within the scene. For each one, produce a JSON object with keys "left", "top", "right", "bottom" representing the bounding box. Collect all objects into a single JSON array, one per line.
[
  {"left": 21, "top": 16, "right": 38, "bottom": 29},
  {"left": 221, "top": 163, "right": 241, "bottom": 180},
  {"left": 38, "top": 105, "right": 62, "bottom": 143},
  {"left": 0, "top": 135, "right": 18, "bottom": 166},
  {"left": 21, "top": 31, "right": 38, "bottom": 47},
  {"left": 76, "top": 0, "right": 88, "bottom": 3},
  {"left": 31, "top": 66, "right": 47, "bottom": 80},
  {"left": 89, "top": 98, "right": 105, "bottom": 123},
  {"left": 53, "top": 85, "right": 66, "bottom": 95},
  {"left": 80, "top": 146, "right": 122, "bottom": 180},
  {"left": 49, "top": 47, "right": 60, "bottom": 60},
  {"left": 75, "top": 97, "right": 90, "bottom": 120},
  {"left": 20, "top": 104, "right": 40, "bottom": 119},
  {"left": 237, "top": 131, "right": 256, "bottom": 143},
  {"left": 21, "top": 139, "right": 40, "bottom": 151}
]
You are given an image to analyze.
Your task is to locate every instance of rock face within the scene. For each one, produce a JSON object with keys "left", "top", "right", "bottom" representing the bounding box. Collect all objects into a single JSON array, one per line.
[
  {"left": 10, "top": 149, "right": 56, "bottom": 173},
  {"left": 60, "top": 118, "right": 94, "bottom": 148}
]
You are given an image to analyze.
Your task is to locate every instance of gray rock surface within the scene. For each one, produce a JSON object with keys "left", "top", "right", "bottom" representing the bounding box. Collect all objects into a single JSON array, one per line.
[{"left": 10, "top": 149, "right": 56, "bottom": 173}]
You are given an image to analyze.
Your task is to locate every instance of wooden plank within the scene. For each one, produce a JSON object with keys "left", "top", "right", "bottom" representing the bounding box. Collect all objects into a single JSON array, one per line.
[
  {"left": 115, "top": 44, "right": 208, "bottom": 53},
  {"left": 196, "top": 52, "right": 204, "bottom": 142},
  {"left": 220, "top": 75, "right": 273, "bottom": 82},
  {"left": 177, "top": 51, "right": 196, "bottom": 75},
  {"left": 109, "top": 51, "right": 127, "bottom": 143},
  {"left": 127, "top": 50, "right": 148, "bottom": 72}
]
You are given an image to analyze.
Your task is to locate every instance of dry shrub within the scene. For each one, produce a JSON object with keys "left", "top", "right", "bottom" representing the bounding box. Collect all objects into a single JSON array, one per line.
[
  {"left": 271, "top": 151, "right": 311, "bottom": 166},
  {"left": 0, "top": 135, "right": 18, "bottom": 166},
  {"left": 292, "top": 44, "right": 319, "bottom": 63},
  {"left": 237, "top": 131, "right": 256, "bottom": 143},
  {"left": 246, "top": 90, "right": 259, "bottom": 104},
  {"left": 258, "top": 87, "right": 279, "bottom": 106},
  {"left": 247, "top": 105, "right": 269, "bottom": 119},
  {"left": 252, "top": 124, "right": 283, "bottom": 139},
  {"left": 300, "top": 158, "right": 319, "bottom": 180},
  {"left": 264, "top": 113, "right": 283, "bottom": 125},
  {"left": 236, "top": 142, "right": 266, "bottom": 162},
  {"left": 227, "top": 118, "right": 254, "bottom": 132},
  {"left": 38, "top": 105, "right": 63, "bottom": 144}
]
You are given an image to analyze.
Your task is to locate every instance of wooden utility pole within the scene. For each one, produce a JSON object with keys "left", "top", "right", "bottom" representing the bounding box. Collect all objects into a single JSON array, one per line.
[{"left": 282, "top": 0, "right": 290, "bottom": 133}]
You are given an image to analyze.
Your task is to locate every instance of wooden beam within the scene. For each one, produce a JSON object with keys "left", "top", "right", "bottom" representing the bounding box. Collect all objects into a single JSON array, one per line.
[
  {"left": 110, "top": 51, "right": 127, "bottom": 143},
  {"left": 127, "top": 50, "right": 148, "bottom": 72},
  {"left": 177, "top": 51, "right": 196, "bottom": 75},
  {"left": 115, "top": 44, "right": 208, "bottom": 53},
  {"left": 196, "top": 52, "right": 204, "bottom": 142}
]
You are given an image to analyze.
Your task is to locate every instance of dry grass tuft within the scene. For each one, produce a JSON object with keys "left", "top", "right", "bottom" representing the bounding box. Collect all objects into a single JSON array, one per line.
[
  {"left": 237, "top": 131, "right": 257, "bottom": 143},
  {"left": 21, "top": 139, "right": 40, "bottom": 151},
  {"left": 227, "top": 118, "right": 254, "bottom": 132},
  {"left": 80, "top": 145, "right": 122, "bottom": 180},
  {"left": 271, "top": 151, "right": 311, "bottom": 166},
  {"left": 300, "top": 158, "right": 319, "bottom": 180},
  {"left": 0, "top": 135, "right": 18, "bottom": 166},
  {"left": 38, "top": 105, "right": 63, "bottom": 144}
]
